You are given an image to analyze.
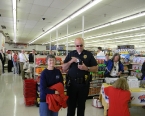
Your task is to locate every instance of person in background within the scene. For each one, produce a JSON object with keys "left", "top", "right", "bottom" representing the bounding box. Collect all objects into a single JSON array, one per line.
[
  {"left": 41, "top": 50, "right": 47, "bottom": 55},
  {"left": 13, "top": 51, "right": 19, "bottom": 74},
  {"left": 29, "top": 49, "right": 36, "bottom": 78},
  {"left": 7, "top": 50, "right": 13, "bottom": 72},
  {"left": 49, "top": 50, "right": 54, "bottom": 55},
  {"left": 19, "top": 50, "right": 29, "bottom": 79},
  {"left": 39, "top": 55, "right": 63, "bottom": 116},
  {"left": 29, "top": 49, "right": 36, "bottom": 63},
  {"left": 104, "top": 53, "right": 109, "bottom": 65},
  {"left": 0, "top": 49, "right": 6, "bottom": 73},
  {"left": 62, "top": 37, "right": 98, "bottom": 116},
  {"left": 141, "top": 62, "right": 145, "bottom": 80},
  {"left": 97, "top": 47, "right": 105, "bottom": 56},
  {"left": 104, "top": 77, "right": 131, "bottom": 116},
  {"left": 104, "top": 53, "right": 124, "bottom": 78}
]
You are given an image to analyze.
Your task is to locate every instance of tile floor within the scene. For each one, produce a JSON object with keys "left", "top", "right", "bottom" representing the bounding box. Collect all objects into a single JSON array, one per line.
[{"left": 0, "top": 72, "right": 145, "bottom": 116}]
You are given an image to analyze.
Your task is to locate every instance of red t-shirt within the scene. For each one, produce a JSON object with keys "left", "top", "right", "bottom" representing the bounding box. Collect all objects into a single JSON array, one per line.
[{"left": 104, "top": 86, "right": 131, "bottom": 116}]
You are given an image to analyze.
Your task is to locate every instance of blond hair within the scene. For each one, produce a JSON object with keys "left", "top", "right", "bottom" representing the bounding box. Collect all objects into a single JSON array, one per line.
[{"left": 113, "top": 77, "right": 129, "bottom": 90}]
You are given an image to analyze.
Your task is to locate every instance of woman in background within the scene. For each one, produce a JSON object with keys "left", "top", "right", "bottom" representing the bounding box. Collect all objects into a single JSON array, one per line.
[
  {"left": 7, "top": 50, "right": 13, "bottom": 72},
  {"left": 104, "top": 77, "right": 131, "bottom": 116},
  {"left": 104, "top": 53, "right": 109, "bottom": 65},
  {"left": 141, "top": 62, "right": 145, "bottom": 80},
  {"left": 13, "top": 51, "right": 19, "bottom": 74},
  {"left": 104, "top": 53, "right": 124, "bottom": 78}
]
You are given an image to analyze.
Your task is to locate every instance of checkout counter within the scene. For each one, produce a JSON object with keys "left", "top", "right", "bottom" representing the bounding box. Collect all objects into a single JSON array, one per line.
[{"left": 100, "top": 83, "right": 145, "bottom": 116}]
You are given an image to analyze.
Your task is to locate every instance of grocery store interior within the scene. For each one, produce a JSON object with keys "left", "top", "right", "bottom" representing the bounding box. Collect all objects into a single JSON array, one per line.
[{"left": 0, "top": 0, "right": 145, "bottom": 116}]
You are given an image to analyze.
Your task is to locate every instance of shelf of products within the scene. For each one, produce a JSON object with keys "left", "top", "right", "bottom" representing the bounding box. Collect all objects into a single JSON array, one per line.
[
  {"left": 129, "top": 56, "right": 145, "bottom": 80},
  {"left": 88, "top": 59, "right": 105, "bottom": 97}
]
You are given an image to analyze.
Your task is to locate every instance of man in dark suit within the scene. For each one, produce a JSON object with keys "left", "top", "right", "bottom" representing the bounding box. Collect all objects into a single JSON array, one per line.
[
  {"left": 0, "top": 49, "right": 6, "bottom": 73},
  {"left": 28, "top": 49, "right": 36, "bottom": 78},
  {"left": 29, "top": 49, "right": 36, "bottom": 63}
]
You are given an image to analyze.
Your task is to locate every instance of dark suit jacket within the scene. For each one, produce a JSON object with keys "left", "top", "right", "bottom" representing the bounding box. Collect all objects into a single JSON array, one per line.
[
  {"left": 141, "top": 62, "right": 145, "bottom": 80},
  {"left": 0, "top": 53, "right": 6, "bottom": 64},
  {"left": 29, "top": 53, "right": 34, "bottom": 63}
]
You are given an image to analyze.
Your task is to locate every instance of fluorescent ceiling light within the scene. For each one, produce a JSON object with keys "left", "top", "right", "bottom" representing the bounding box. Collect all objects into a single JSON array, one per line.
[
  {"left": 12, "top": 0, "right": 16, "bottom": 43},
  {"left": 29, "top": 0, "right": 102, "bottom": 44},
  {"left": 85, "top": 26, "right": 144, "bottom": 40},
  {"left": 111, "top": 11, "right": 145, "bottom": 25},
  {"left": 70, "top": 0, "right": 102, "bottom": 19},
  {"left": 44, "top": 11, "right": 145, "bottom": 44}
]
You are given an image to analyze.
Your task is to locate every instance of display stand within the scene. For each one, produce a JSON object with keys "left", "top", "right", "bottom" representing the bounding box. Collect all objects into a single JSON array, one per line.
[{"left": 88, "top": 57, "right": 105, "bottom": 97}]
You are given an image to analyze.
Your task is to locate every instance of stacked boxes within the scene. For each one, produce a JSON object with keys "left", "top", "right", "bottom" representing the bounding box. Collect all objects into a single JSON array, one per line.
[{"left": 23, "top": 79, "right": 36, "bottom": 106}]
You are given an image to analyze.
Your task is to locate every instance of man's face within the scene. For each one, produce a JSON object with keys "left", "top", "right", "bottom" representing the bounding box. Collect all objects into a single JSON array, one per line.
[
  {"left": 75, "top": 39, "right": 84, "bottom": 53},
  {"left": 32, "top": 50, "right": 35, "bottom": 54},
  {"left": 22, "top": 50, "right": 24, "bottom": 53}
]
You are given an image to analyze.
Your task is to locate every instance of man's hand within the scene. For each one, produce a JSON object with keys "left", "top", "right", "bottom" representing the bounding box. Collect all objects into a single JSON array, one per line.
[
  {"left": 70, "top": 57, "right": 78, "bottom": 63},
  {"left": 78, "top": 62, "right": 88, "bottom": 71},
  {"left": 117, "top": 72, "right": 121, "bottom": 76}
]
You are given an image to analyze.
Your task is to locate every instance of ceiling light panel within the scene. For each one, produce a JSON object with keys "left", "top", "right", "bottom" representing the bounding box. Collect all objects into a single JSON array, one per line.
[
  {"left": 12, "top": 0, "right": 17, "bottom": 43},
  {"left": 44, "top": 11, "right": 145, "bottom": 44},
  {"left": 29, "top": 0, "right": 102, "bottom": 44}
]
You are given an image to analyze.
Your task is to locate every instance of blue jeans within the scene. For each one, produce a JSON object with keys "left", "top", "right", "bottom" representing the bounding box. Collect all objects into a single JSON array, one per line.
[
  {"left": 13, "top": 61, "right": 19, "bottom": 74},
  {"left": 39, "top": 102, "right": 58, "bottom": 116}
]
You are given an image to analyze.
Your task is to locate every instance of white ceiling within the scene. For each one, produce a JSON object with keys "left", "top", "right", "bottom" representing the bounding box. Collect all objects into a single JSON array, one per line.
[{"left": 0, "top": 0, "right": 145, "bottom": 48}]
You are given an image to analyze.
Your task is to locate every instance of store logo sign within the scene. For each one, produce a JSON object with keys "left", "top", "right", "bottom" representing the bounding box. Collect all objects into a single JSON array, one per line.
[
  {"left": 56, "top": 75, "right": 60, "bottom": 79},
  {"left": 138, "top": 95, "right": 145, "bottom": 103}
]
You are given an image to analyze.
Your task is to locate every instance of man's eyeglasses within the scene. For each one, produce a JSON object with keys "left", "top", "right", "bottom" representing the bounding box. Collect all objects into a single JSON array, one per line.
[{"left": 76, "top": 45, "right": 83, "bottom": 47}]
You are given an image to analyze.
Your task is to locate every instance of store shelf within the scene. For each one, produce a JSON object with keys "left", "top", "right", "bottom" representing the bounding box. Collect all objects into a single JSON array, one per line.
[
  {"left": 35, "top": 65, "right": 47, "bottom": 68},
  {"left": 92, "top": 78, "right": 105, "bottom": 81},
  {"left": 35, "top": 64, "right": 63, "bottom": 68},
  {"left": 123, "top": 71, "right": 129, "bottom": 74},
  {"left": 90, "top": 86, "right": 101, "bottom": 88},
  {"left": 35, "top": 73, "right": 41, "bottom": 76},
  {"left": 130, "top": 63, "right": 142, "bottom": 65},
  {"left": 88, "top": 94, "right": 99, "bottom": 97},
  {"left": 123, "top": 64, "right": 130, "bottom": 65}
]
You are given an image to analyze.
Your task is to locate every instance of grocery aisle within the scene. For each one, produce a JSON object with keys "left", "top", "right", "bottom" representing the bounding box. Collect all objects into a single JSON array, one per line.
[{"left": 0, "top": 72, "right": 145, "bottom": 116}]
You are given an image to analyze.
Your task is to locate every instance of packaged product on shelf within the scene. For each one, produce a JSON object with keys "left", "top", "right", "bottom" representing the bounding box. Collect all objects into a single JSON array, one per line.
[
  {"left": 35, "top": 67, "right": 42, "bottom": 74},
  {"left": 55, "top": 57, "right": 62, "bottom": 65},
  {"left": 36, "top": 76, "right": 40, "bottom": 83},
  {"left": 36, "top": 58, "right": 46, "bottom": 65},
  {"left": 133, "top": 57, "right": 138, "bottom": 63}
]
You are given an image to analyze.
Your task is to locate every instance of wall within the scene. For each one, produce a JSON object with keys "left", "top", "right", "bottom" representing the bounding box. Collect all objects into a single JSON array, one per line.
[
  {"left": 5, "top": 43, "right": 35, "bottom": 51},
  {"left": 35, "top": 45, "right": 46, "bottom": 51},
  {"left": 0, "top": 33, "right": 5, "bottom": 49}
]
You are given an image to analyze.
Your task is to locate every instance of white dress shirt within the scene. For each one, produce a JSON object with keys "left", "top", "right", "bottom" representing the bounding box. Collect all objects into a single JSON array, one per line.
[
  {"left": 7, "top": 54, "right": 12, "bottom": 60},
  {"left": 97, "top": 51, "right": 105, "bottom": 56},
  {"left": 19, "top": 53, "right": 28, "bottom": 63}
]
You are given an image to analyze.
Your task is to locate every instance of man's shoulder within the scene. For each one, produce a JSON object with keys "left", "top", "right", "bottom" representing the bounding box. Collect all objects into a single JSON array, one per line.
[
  {"left": 68, "top": 50, "right": 77, "bottom": 55},
  {"left": 83, "top": 50, "right": 93, "bottom": 55}
]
